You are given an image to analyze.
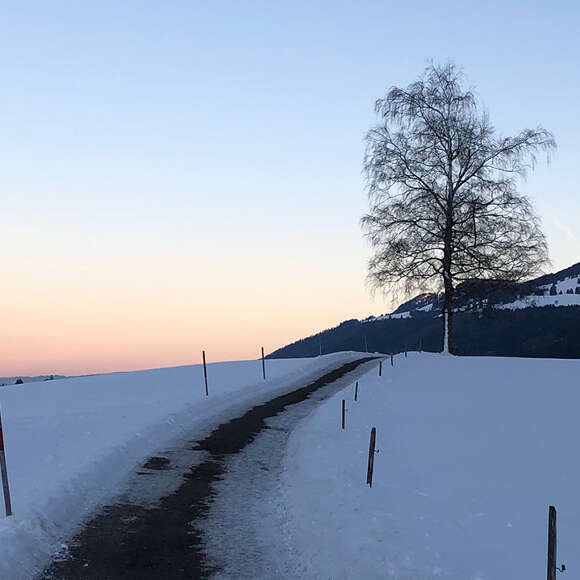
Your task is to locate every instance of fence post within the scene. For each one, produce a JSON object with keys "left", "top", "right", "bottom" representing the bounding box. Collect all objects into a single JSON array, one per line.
[
  {"left": 202, "top": 350, "right": 209, "bottom": 396},
  {"left": 0, "top": 408, "right": 12, "bottom": 517},
  {"left": 391, "top": 354, "right": 394, "bottom": 366},
  {"left": 366, "top": 427, "right": 376, "bottom": 487},
  {"left": 405, "top": 351, "right": 407, "bottom": 358},
  {"left": 378, "top": 361, "right": 382, "bottom": 376},
  {"left": 341, "top": 400, "right": 346, "bottom": 430},
  {"left": 547, "top": 505, "right": 557, "bottom": 580},
  {"left": 261, "top": 346, "right": 266, "bottom": 380},
  {"left": 354, "top": 381, "right": 358, "bottom": 401}
]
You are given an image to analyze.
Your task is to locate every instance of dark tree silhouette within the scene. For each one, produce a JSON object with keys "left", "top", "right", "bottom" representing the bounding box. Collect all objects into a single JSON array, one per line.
[{"left": 362, "top": 62, "right": 555, "bottom": 352}]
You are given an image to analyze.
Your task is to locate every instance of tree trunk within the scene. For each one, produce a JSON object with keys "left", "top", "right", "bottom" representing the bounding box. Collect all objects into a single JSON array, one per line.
[
  {"left": 442, "top": 213, "right": 454, "bottom": 354},
  {"left": 442, "top": 285, "right": 453, "bottom": 354}
]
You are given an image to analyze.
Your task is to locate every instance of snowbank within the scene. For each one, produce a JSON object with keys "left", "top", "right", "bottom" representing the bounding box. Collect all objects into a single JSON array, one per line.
[
  {"left": 279, "top": 353, "right": 580, "bottom": 579},
  {"left": 0, "top": 352, "right": 363, "bottom": 579}
]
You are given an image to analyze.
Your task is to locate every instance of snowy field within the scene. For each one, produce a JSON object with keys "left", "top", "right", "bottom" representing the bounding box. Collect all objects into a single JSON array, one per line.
[
  {"left": 0, "top": 352, "right": 363, "bottom": 579},
  {"left": 2, "top": 351, "right": 578, "bottom": 579},
  {"left": 278, "top": 353, "right": 580, "bottom": 579}
]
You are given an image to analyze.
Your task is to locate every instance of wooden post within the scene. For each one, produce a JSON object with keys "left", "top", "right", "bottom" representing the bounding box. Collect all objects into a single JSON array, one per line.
[
  {"left": 354, "top": 381, "right": 358, "bottom": 401},
  {"left": 202, "top": 350, "right": 209, "bottom": 396},
  {"left": 547, "top": 505, "right": 557, "bottom": 580},
  {"left": 0, "top": 409, "right": 13, "bottom": 517},
  {"left": 405, "top": 350, "right": 407, "bottom": 358},
  {"left": 261, "top": 346, "right": 266, "bottom": 380},
  {"left": 366, "top": 427, "right": 376, "bottom": 487},
  {"left": 378, "top": 361, "right": 382, "bottom": 376},
  {"left": 341, "top": 400, "right": 346, "bottom": 430},
  {"left": 391, "top": 354, "right": 394, "bottom": 366}
]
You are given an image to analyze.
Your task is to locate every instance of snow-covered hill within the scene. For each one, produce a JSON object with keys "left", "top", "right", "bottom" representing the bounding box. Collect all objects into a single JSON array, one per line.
[
  {"left": 1, "top": 353, "right": 577, "bottom": 578},
  {"left": 0, "top": 353, "right": 363, "bottom": 579},
  {"left": 496, "top": 289, "right": 580, "bottom": 311},
  {"left": 0, "top": 376, "right": 66, "bottom": 387},
  {"left": 363, "top": 262, "right": 580, "bottom": 322},
  {"left": 269, "top": 261, "right": 580, "bottom": 361},
  {"left": 274, "top": 353, "right": 580, "bottom": 579}
]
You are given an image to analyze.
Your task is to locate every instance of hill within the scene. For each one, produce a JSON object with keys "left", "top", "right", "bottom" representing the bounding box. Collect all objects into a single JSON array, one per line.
[
  {"left": 0, "top": 354, "right": 360, "bottom": 578},
  {"left": 0, "top": 375, "right": 66, "bottom": 387},
  {"left": 276, "top": 353, "right": 580, "bottom": 578},
  {"left": 269, "top": 263, "right": 580, "bottom": 359}
]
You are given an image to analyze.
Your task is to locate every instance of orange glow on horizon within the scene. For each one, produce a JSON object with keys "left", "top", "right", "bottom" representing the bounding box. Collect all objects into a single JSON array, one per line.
[{"left": 0, "top": 250, "right": 392, "bottom": 376}]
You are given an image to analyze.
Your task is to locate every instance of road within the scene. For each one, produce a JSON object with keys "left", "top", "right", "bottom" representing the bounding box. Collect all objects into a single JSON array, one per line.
[{"left": 40, "top": 356, "right": 376, "bottom": 579}]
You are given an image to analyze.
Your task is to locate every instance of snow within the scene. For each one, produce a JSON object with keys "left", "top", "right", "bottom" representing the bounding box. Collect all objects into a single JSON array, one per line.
[
  {"left": 367, "top": 287, "right": 580, "bottom": 320},
  {"left": 390, "top": 311, "right": 412, "bottom": 319},
  {"left": 495, "top": 293, "right": 580, "bottom": 310},
  {"left": 3, "top": 351, "right": 579, "bottom": 579},
  {"left": 362, "top": 275, "right": 580, "bottom": 322},
  {"left": 497, "top": 276, "right": 580, "bottom": 310},
  {"left": 368, "top": 291, "right": 580, "bottom": 319},
  {"left": 0, "top": 376, "right": 66, "bottom": 387},
  {"left": 199, "top": 358, "right": 379, "bottom": 579},
  {"left": 275, "top": 353, "right": 580, "bottom": 579},
  {"left": 0, "top": 352, "right": 363, "bottom": 579},
  {"left": 538, "top": 276, "right": 579, "bottom": 295},
  {"left": 366, "top": 311, "right": 412, "bottom": 322}
]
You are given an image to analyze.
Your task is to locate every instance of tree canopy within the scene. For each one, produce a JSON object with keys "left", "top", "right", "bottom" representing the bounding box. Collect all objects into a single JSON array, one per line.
[{"left": 362, "top": 63, "right": 555, "bottom": 352}]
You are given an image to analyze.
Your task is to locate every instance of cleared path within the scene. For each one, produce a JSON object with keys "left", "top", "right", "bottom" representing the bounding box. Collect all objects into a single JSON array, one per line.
[{"left": 40, "top": 356, "right": 377, "bottom": 579}]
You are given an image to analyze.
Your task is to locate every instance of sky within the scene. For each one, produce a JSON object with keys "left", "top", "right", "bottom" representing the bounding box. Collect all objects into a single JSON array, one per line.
[{"left": 1, "top": 1, "right": 578, "bottom": 375}]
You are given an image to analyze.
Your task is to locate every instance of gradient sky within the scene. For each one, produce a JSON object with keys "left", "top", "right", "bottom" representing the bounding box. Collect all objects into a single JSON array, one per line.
[{"left": 1, "top": 1, "right": 579, "bottom": 375}]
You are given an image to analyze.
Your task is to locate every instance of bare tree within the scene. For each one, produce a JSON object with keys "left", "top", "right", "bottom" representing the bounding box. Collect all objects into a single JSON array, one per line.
[{"left": 362, "top": 63, "right": 555, "bottom": 353}]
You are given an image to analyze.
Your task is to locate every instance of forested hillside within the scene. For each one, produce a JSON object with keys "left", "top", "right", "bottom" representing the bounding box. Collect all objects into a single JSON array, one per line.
[{"left": 270, "top": 263, "right": 580, "bottom": 359}]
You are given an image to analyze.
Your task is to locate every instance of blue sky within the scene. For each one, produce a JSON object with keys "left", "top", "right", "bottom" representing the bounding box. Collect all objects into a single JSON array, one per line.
[{"left": 1, "top": 1, "right": 578, "bottom": 373}]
